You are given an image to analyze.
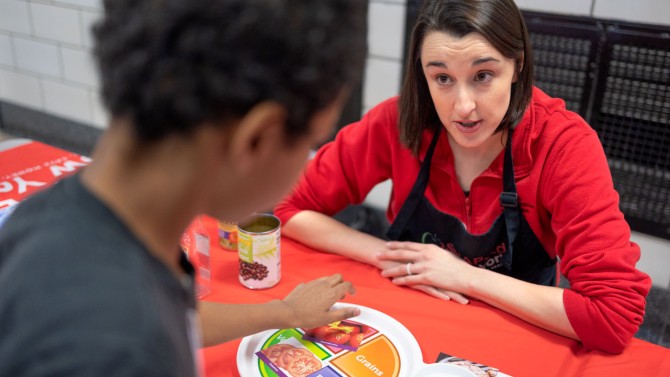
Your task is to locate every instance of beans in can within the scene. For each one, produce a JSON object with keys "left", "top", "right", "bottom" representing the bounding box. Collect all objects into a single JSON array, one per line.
[{"left": 237, "top": 213, "right": 281, "bottom": 289}]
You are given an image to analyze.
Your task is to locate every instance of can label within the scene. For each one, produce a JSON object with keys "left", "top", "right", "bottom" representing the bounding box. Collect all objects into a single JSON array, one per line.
[
  {"left": 218, "top": 221, "right": 238, "bottom": 251},
  {"left": 238, "top": 214, "right": 281, "bottom": 289}
]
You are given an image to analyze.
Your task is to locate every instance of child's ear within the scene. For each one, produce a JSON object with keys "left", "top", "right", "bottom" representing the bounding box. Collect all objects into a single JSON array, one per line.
[{"left": 226, "top": 101, "right": 288, "bottom": 172}]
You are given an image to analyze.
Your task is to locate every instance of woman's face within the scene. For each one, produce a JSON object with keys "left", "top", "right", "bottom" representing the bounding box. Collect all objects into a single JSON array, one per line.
[{"left": 421, "top": 31, "right": 518, "bottom": 152}]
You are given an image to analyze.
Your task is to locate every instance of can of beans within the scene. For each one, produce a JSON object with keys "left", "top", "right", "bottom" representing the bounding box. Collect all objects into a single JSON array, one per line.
[{"left": 237, "top": 213, "right": 281, "bottom": 289}]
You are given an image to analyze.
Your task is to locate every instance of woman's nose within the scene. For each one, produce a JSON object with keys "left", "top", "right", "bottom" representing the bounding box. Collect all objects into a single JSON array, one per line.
[{"left": 454, "top": 86, "right": 476, "bottom": 117}]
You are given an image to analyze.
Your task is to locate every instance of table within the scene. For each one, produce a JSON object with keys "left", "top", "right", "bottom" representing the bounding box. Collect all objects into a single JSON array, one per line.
[
  {"left": 199, "top": 219, "right": 670, "bottom": 377},
  {"left": 2, "top": 142, "right": 667, "bottom": 376}
]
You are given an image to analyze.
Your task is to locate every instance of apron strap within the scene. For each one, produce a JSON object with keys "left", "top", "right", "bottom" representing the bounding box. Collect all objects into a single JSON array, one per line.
[
  {"left": 386, "top": 128, "right": 442, "bottom": 240},
  {"left": 500, "top": 128, "right": 519, "bottom": 270}
]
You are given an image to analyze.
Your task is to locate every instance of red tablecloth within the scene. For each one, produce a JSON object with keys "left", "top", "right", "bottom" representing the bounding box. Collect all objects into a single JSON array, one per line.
[
  {"left": 3, "top": 142, "right": 668, "bottom": 376},
  {"left": 200, "top": 219, "right": 670, "bottom": 377}
]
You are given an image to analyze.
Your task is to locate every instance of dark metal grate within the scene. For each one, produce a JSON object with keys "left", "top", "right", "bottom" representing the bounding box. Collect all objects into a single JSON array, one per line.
[
  {"left": 531, "top": 34, "right": 590, "bottom": 112},
  {"left": 523, "top": 11, "right": 603, "bottom": 122},
  {"left": 531, "top": 34, "right": 590, "bottom": 114},
  {"left": 591, "top": 25, "right": 670, "bottom": 239}
]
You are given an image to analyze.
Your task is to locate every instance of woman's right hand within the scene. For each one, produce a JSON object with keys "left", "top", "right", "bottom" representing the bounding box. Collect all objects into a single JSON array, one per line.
[{"left": 374, "top": 244, "right": 470, "bottom": 304}]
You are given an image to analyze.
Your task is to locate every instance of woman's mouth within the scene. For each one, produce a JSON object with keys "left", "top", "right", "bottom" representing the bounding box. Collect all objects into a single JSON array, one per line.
[{"left": 454, "top": 120, "right": 482, "bottom": 133}]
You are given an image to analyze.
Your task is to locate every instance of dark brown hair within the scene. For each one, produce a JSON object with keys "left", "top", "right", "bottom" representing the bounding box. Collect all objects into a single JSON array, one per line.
[{"left": 398, "top": 0, "right": 533, "bottom": 155}]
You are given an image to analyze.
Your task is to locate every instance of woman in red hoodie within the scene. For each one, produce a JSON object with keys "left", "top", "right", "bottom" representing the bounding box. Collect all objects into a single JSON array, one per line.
[{"left": 275, "top": 0, "right": 650, "bottom": 354}]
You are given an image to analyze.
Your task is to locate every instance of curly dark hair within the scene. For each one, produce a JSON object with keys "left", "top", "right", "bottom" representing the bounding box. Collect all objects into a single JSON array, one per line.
[
  {"left": 399, "top": 0, "right": 533, "bottom": 155},
  {"left": 93, "top": 0, "right": 367, "bottom": 142}
]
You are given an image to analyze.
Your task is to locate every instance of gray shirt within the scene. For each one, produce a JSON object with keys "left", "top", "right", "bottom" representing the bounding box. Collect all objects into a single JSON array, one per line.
[{"left": 0, "top": 175, "right": 198, "bottom": 377}]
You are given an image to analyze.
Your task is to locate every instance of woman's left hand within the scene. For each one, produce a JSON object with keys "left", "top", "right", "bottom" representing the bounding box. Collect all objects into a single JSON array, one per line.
[{"left": 377, "top": 241, "right": 473, "bottom": 304}]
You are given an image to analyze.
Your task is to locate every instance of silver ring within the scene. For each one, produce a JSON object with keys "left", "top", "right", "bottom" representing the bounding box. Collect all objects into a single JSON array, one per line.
[{"left": 406, "top": 262, "right": 413, "bottom": 276}]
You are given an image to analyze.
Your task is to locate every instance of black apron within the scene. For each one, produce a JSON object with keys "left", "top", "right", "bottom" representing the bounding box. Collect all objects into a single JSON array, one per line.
[{"left": 387, "top": 128, "right": 556, "bottom": 285}]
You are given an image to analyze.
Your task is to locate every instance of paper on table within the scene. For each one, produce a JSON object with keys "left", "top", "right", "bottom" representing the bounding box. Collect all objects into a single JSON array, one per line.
[{"left": 436, "top": 352, "right": 512, "bottom": 377}]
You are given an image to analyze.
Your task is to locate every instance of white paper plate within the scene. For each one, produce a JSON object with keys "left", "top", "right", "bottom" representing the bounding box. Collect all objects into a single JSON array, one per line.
[{"left": 237, "top": 303, "right": 483, "bottom": 377}]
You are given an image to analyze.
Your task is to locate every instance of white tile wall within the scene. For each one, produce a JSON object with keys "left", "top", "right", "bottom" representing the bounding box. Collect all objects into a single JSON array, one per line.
[
  {"left": 42, "top": 79, "right": 92, "bottom": 124},
  {"left": 632, "top": 232, "right": 670, "bottom": 288},
  {"left": 53, "top": 0, "right": 102, "bottom": 10},
  {"left": 368, "top": 1, "right": 407, "bottom": 60},
  {"left": 80, "top": 10, "right": 102, "bottom": 49},
  {"left": 30, "top": 3, "right": 82, "bottom": 46},
  {"left": 364, "top": 179, "right": 392, "bottom": 210},
  {"left": 0, "top": 69, "right": 43, "bottom": 109},
  {"left": 89, "top": 91, "right": 107, "bottom": 129},
  {"left": 0, "top": 1, "right": 31, "bottom": 35},
  {"left": 363, "top": 57, "right": 403, "bottom": 111},
  {"left": 61, "top": 47, "right": 98, "bottom": 87},
  {"left": 514, "top": 0, "right": 593, "bottom": 16},
  {"left": 0, "top": 0, "right": 106, "bottom": 127},
  {"left": 0, "top": 34, "right": 14, "bottom": 67},
  {"left": 363, "top": 0, "right": 407, "bottom": 113},
  {"left": 593, "top": 0, "right": 670, "bottom": 27},
  {"left": 13, "top": 36, "right": 61, "bottom": 78},
  {"left": 361, "top": 0, "right": 407, "bottom": 215}
]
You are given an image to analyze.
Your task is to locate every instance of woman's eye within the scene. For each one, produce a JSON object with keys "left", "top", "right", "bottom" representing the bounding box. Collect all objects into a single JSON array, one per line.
[
  {"left": 436, "top": 74, "right": 451, "bottom": 84},
  {"left": 475, "top": 72, "right": 493, "bottom": 82}
]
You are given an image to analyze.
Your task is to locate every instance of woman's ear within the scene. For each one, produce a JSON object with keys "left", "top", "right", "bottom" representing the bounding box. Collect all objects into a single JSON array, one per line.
[
  {"left": 513, "top": 53, "right": 525, "bottom": 83},
  {"left": 226, "top": 101, "right": 288, "bottom": 173}
]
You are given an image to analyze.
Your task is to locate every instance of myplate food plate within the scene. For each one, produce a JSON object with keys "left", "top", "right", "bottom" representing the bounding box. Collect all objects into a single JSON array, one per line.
[{"left": 236, "top": 303, "right": 476, "bottom": 377}]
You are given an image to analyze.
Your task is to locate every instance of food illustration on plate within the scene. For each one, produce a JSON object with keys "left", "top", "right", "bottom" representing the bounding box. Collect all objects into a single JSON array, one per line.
[
  {"left": 260, "top": 343, "right": 322, "bottom": 377},
  {"left": 252, "top": 319, "right": 403, "bottom": 377},
  {"left": 302, "top": 320, "right": 375, "bottom": 351}
]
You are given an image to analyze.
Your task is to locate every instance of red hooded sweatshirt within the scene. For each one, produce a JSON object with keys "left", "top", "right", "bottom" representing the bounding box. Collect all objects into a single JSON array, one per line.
[{"left": 275, "top": 87, "right": 651, "bottom": 353}]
